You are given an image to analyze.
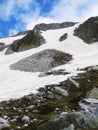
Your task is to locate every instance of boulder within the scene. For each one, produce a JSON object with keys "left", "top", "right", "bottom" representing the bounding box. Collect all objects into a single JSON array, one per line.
[
  {"left": 37, "top": 111, "right": 98, "bottom": 130},
  {"left": 0, "top": 117, "right": 10, "bottom": 130},
  {"left": 53, "top": 87, "right": 68, "bottom": 96},
  {"left": 79, "top": 98, "right": 98, "bottom": 116},
  {"left": 85, "top": 88, "right": 98, "bottom": 99},
  {"left": 22, "top": 115, "right": 30, "bottom": 123},
  {"left": 61, "top": 124, "right": 75, "bottom": 130},
  {"left": 74, "top": 17, "right": 98, "bottom": 43},
  {"left": 59, "top": 33, "right": 68, "bottom": 41},
  {"left": 66, "top": 78, "right": 80, "bottom": 91}
]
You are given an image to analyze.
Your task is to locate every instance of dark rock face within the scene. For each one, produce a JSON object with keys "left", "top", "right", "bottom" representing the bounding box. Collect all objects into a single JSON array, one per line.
[
  {"left": 59, "top": 33, "right": 68, "bottom": 41},
  {"left": 34, "top": 22, "right": 76, "bottom": 32},
  {"left": 10, "top": 49, "right": 72, "bottom": 72},
  {"left": 5, "top": 30, "right": 45, "bottom": 54},
  {"left": 37, "top": 111, "right": 98, "bottom": 130},
  {"left": 74, "top": 17, "right": 98, "bottom": 43}
]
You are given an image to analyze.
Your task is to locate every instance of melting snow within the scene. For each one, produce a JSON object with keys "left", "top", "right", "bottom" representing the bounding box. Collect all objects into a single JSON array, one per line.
[{"left": 0, "top": 24, "right": 98, "bottom": 101}]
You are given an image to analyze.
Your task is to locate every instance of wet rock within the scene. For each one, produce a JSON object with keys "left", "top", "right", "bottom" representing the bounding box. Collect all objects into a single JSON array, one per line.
[
  {"left": 59, "top": 33, "right": 68, "bottom": 41},
  {"left": 66, "top": 77, "right": 80, "bottom": 91},
  {"left": 10, "top": 49, "right": 72, "bottom": 72},
  {"left": 79, "top": 98, "right": 98, "bottom": 116},
  {"left": 0, "top": 117, "right": 10, "bottom": 130},
  {"left": 37, "top": 111, "right": 98, "bottom": 130},
  {"left": 74, "top": 17, "right": 98, "bottom": 43},
  {"left": 85, "top": 88, "right": 98, "bottom": 99}
]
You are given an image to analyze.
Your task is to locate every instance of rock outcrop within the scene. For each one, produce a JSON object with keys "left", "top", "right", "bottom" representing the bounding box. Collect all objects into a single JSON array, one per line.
[
  {"left": 59, "top": 33, "right": 68, "bottom": 41},
  {"left": 5, "top": 30, "right": 45, "bottom": 54},
  {"left": 34, "top": 22, "right": 76, "bottom": 32},
  {"left": 74, "top": 17, "right": 98, "bottom": 43},
  {"left": 10, "top": 49, "right": 72, "bottom": 72}
]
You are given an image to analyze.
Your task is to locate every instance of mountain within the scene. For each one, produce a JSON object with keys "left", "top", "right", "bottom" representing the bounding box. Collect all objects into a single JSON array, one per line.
[{"left": 0, "top": 17, "right": 98, "bottom": 130}]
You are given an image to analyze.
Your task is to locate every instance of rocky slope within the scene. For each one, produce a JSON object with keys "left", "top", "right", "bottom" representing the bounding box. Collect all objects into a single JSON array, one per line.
[{"left": 0, "top": 17, "right": 98, "bottom": 130}]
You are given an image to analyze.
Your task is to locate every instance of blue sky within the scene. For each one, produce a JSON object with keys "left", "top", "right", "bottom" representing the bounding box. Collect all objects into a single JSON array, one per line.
[{"left": 0, "top": 0, "right": 98, "bottom": 37}]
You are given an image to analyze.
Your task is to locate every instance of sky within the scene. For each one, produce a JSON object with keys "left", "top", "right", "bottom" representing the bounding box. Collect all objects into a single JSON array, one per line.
[{"left": 0, "top": 0, "right": 98, "bottom": 37}]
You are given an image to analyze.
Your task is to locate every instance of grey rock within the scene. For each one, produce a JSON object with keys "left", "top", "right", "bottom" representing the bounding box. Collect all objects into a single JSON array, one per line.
[
  {"left": 85, "top": 88, "right": 98, "bottom": 99},
  {"left": 53, "top": 87, "right": 68, "bottom": 96},
  {"left": 22, "top": 115, "right": 30, "bottom": 123},
  {"left": 37, "top": 111, "right": 98, "bottom": 130},
  {"left": 61, "top": 124, "right": 74, "bottom": 130},
  {"left": 74, "top": 16, "right": 98, "bottom": 43},
  {"left": 0, "top": 117, "right": 10, "bottom": 130},
  {"left": 79, "top": 98, "right": 98, "bottom": 116},
  {"left": 10, "top": 49, "right": 72, "bottom": 72},
  {"left": 59, "top": 33, "right": 68, "bottom": 42},
  {"left": 66, "top": 77, "right": 80, "bottom": 91}
]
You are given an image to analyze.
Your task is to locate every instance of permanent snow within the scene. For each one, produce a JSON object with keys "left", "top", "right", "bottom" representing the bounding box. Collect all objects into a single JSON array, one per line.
[{"left": 0, "top": 24, "right": 98, "bottom": 101}]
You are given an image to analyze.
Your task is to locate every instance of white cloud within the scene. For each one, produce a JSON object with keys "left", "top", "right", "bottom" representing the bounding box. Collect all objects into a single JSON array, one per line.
[
  {"left": 0, "top": 0, "right": 98, "bottom": 35},
  {"left": 49, "top": 0, "right": 98, "bottom": 22},
  {"left": 27, "top": 17, "right": 55, "bottom": 30},
  {"left": 26, "top": 0, "right": 98, "bottom": 30},
  {"left": 9, "top": 29, "right": 18, "bottom": 36}
]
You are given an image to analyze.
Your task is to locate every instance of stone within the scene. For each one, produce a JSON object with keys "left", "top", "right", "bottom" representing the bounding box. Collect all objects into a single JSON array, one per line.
[
  {"left": 61, "top": 124, "right": 75, "bottom": 130},
  {"left": 79, "top": 98, "right": 98, "bottom": 116},
  {"left": 22, "top": 115, "right": 30, "bottom": 123},
  {"left": 59, "top": 33, "right": 68, "bottom": 41},
  {"left": 0, "top": 117, "right": 10, "bottom": 130},
  {"left": 53, "top": 87, "right": 68, "bottom": 96},
  {"left": 37, "top": 111, "right": 98, "bottom": 130},
  {"left": 66, "top": 77, "right": 80, "bottom": 91},
  {"left": 85, "top": 88, "right": 98, "bottom": 99}
]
